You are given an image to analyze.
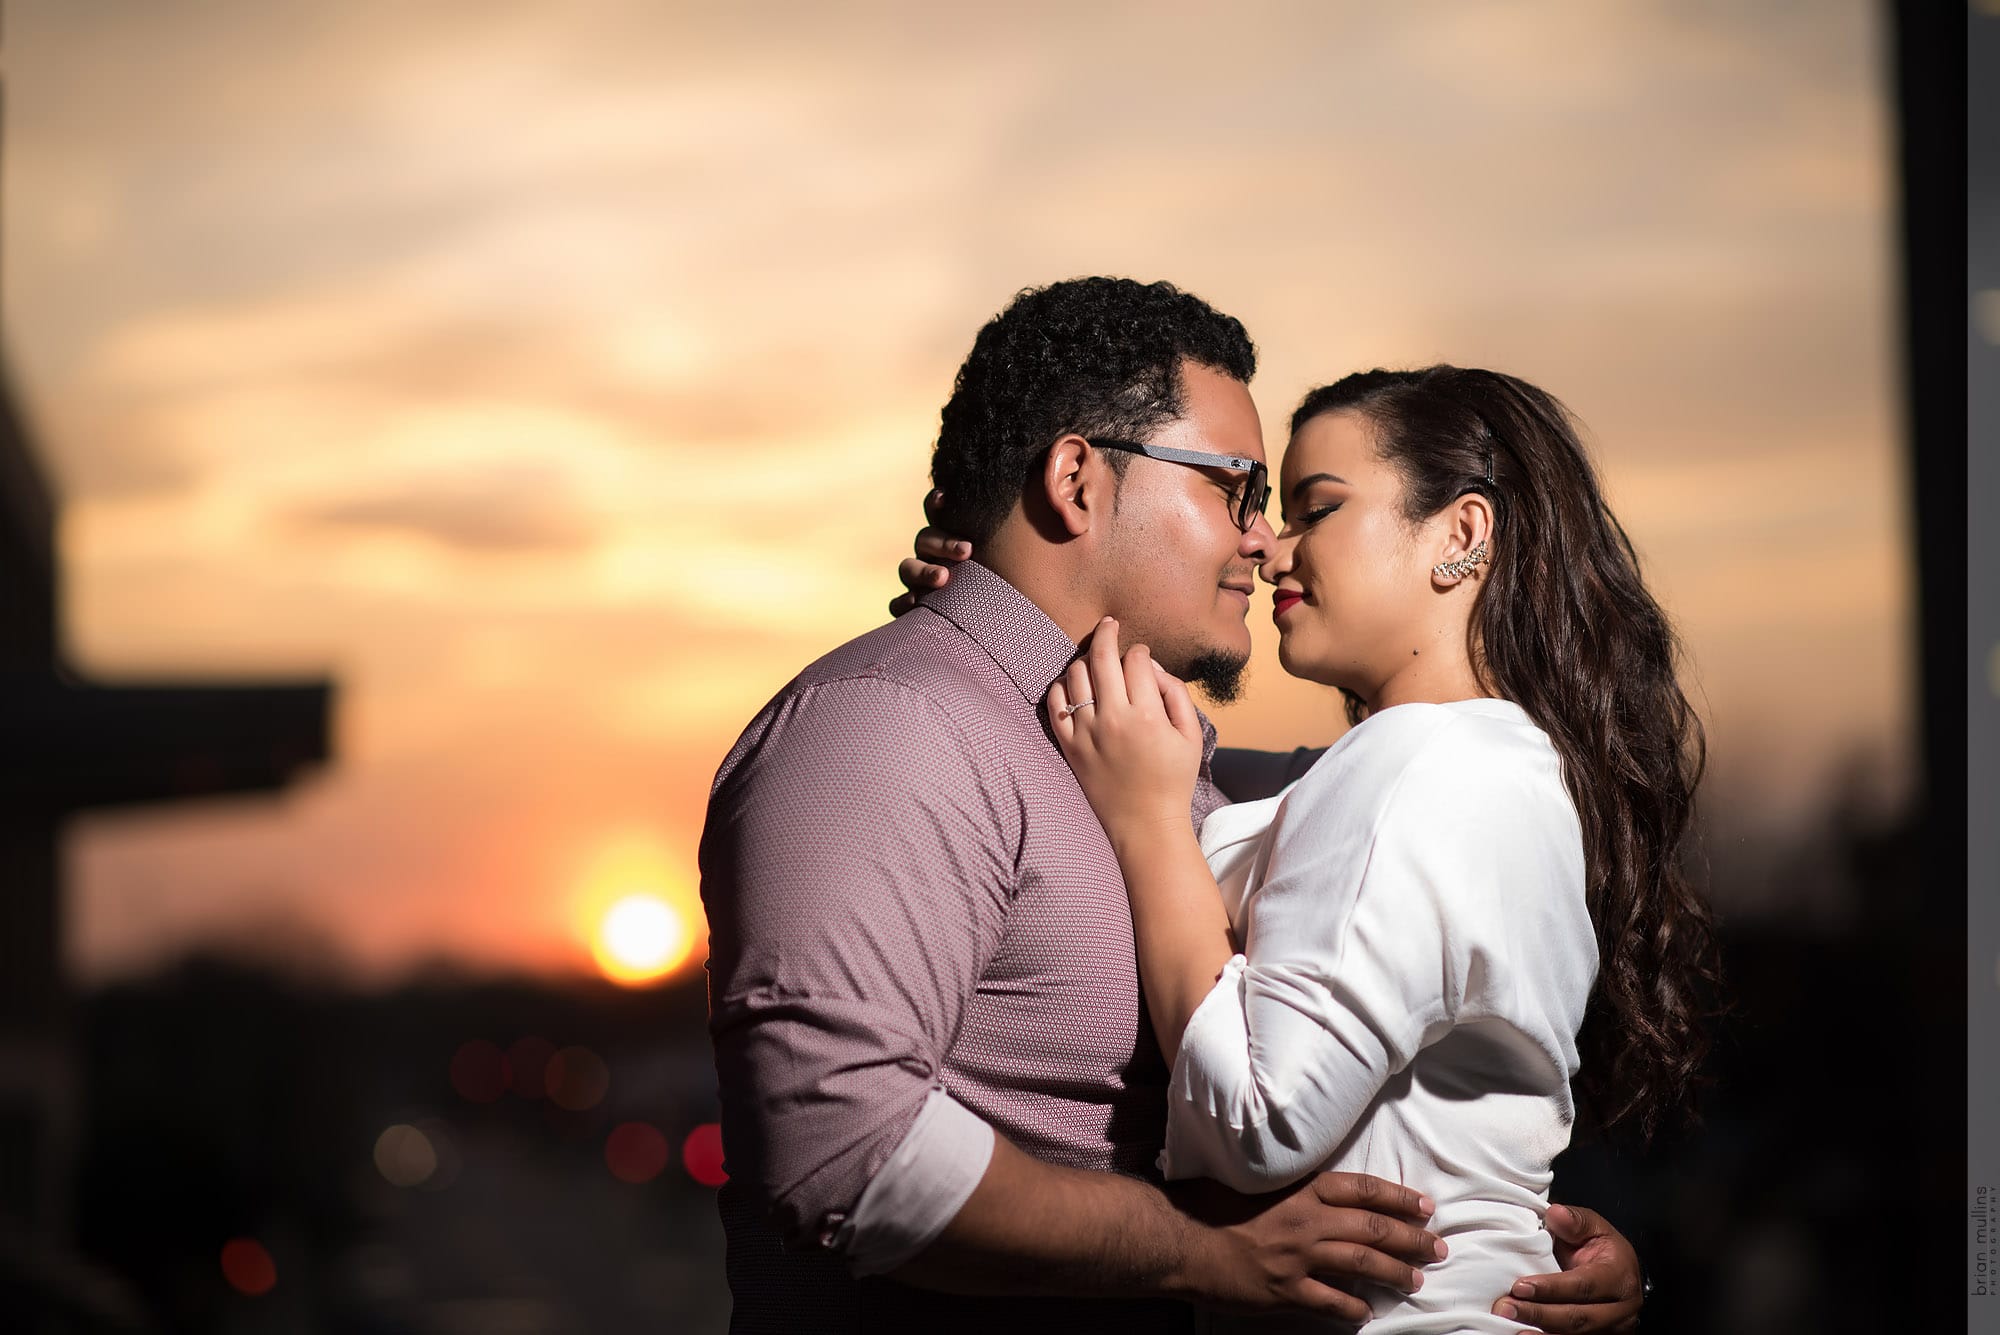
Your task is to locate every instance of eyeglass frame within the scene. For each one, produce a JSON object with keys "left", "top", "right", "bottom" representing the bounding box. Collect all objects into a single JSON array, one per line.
[{"left": 1083, "top": 437, "right": 1271, "bottom": 533}]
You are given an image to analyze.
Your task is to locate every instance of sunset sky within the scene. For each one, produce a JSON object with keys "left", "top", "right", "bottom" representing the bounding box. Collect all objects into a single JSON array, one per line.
[{"left": 5, "top": 1, "right": 1911, "bottom": 985}]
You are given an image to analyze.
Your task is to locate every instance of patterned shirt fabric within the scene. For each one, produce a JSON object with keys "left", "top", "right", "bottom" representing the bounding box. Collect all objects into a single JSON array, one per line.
[{"left": 700, "top": 560, "right": 1226, "bottom": 1334}]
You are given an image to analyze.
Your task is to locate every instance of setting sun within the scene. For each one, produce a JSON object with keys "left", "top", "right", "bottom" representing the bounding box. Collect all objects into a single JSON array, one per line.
[
  {"left": 572, "top": 833, "right": 705, "bottom": 986},
  {"left": 593, "top": 893, "right": 695, "bottom": 985}
]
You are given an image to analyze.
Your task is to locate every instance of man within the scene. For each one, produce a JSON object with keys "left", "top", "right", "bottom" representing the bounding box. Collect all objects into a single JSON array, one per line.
[{"left": 700, "top": 278, "right": 1644, "bottom": 1333}]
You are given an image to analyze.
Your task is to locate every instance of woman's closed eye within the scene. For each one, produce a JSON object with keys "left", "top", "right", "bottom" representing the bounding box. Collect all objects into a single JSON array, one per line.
[{"left": 1282, "top": 502, "right": 1340, "bottom": 535}]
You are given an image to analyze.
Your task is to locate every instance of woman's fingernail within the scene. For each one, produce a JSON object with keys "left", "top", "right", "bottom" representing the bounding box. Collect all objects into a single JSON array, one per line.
[
  {"left": 1418, "top": 1195, "right": 1437, "bottom": 1215},
  {"left": 1493, "top": 1300, "right": 1517, "bottom": 1320},
  {"left": 1407, "top": 1270, "right": 1423, "bottom": 1292},
  {"left": 1511, "top": 1280, "right": 1535, "bottom": 1299},
  {"left": 1433, "top": 1239, "right": 1448, "bottom": 1260},
  {"left": 953, "top": 542, "right": 969, "bottom": 556}
]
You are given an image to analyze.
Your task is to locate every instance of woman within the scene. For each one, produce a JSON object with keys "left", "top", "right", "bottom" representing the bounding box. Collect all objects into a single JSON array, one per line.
[{"left": 900, "top": 366, "right": 1716, "bottom": 1332}]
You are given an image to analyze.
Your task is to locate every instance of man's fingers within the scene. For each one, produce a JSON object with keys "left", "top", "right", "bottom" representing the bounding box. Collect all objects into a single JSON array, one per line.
[
  {"left": 1310, "top": 1171, "right": 1436, "bottom": 1222},
  {"left": 1545, "top": 1203, "right": 1606, "bottom": 1243},
  {"left": 1493, "top": 1295, "right": 1641, "bottom": 1333},
  {"left": 1512, "top": 1270, "right": 1600, "bottom": 1304},
  {"left": 1503, "top": 1237, "right": 1642, "bottom": 1333},
  {"left": 1305, "top": 1239, "right": 1426, "bottom": 1296},
  {"left": 1316, "top": 1209, "right": 1445, "bottom": 1265},
  {"left": 923, "top": 488, "right": 947, "bottom": 525},
  {"left": 1510, "top": 1263, "right": 1628, "bottom": 1306},
  {"left": 888, "top": 592, "right": 916, "bottom": 618},
  {"left": 1085, "top": 618, "right": 1130, "bottom": 706},
  {"left": 1286, "top": 1277, "right": 1371, "bottom": 1325}
]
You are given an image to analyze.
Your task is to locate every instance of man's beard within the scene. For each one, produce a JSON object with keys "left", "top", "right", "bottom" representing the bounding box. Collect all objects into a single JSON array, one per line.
[{"left": 1182, "top": 649, "right": 1249, "bottom": 705}]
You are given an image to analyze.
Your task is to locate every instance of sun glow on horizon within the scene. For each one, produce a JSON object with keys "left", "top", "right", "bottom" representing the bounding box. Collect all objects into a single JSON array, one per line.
[
  {"left": 593, "top": 893, "right": 694, "bottom": 985},
  {"left": 573, "top": 833, "right": 704, "bottom": 986}
]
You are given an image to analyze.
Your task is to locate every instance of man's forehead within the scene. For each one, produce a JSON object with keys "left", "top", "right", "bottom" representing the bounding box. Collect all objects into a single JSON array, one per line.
[{"left": 1157, "top": 362, "right": 1266, "bottom": 461}]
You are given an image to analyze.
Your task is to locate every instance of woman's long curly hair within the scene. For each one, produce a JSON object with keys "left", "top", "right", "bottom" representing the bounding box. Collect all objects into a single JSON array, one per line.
[{"left": 1292, "top": 366, "right": 1720, "bottom": 1138}]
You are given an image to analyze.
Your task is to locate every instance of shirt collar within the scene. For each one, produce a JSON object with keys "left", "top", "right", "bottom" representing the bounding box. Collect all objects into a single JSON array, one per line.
[
  {"left": 920, "top": 560, "right": 1079, "bottom": 706},
  {"left": 920, "top": 560, "right": 1220, "bottom": 761}
]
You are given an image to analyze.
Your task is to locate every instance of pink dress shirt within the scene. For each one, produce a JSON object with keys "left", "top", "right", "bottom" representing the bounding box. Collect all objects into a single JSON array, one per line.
[{"left": 700, "top": 560, "right": 1225, "bottom": 1333}]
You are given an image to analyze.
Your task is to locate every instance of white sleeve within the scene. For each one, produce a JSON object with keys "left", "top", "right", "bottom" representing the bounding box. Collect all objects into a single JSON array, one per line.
[
  {"left": 837, "top": 1087, "right": 995, "bottom": 1275},
  {"left": 1162, "top": 718, "right": 1589, "bottom": 1193}
]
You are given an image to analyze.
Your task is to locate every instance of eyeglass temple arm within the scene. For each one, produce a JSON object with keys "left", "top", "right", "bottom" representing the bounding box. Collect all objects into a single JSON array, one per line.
[{"left": 1089, "top": 439, "right": 1261, "bottom": 472}]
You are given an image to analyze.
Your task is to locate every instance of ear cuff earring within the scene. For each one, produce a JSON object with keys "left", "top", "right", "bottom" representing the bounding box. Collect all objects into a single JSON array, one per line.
[{"left": 1433, "top": 541, "right": 1489, "bottom": 581}]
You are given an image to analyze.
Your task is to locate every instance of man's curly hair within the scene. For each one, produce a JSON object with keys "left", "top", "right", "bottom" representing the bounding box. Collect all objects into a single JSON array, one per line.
[{"left": 931, "top": 277, "right": 1257, "bottom": 543}]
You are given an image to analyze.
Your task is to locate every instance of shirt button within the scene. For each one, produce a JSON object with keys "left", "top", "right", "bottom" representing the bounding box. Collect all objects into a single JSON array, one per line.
[{"left": 818, "top": 1212, "right": 847, "bottom": 1248}]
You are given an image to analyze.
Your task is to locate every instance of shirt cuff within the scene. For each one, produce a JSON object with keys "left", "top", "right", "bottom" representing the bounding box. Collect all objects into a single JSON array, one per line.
[{"left": 840, "top": 1087, "right": 995, "bottom": 1276}]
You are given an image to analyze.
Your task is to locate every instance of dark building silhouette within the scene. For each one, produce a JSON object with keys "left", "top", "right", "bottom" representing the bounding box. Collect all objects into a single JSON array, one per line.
[{"left": 0, "top": 365, "right": 333, "bottom": 1321}]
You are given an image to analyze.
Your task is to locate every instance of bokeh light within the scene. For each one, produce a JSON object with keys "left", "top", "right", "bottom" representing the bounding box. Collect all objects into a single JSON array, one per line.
[
  {"left": 546, "top": 1045, "right": 611, "bottom": 1112},
  {"left": 682, "top": 1122, "right": 727, "bottom": 1187},
  {"left": 605, "top": 1121, "right": 671, "bottom": 1184},
  {"left": 373, "top": 1123, "right": 438, "bottom": 1188},
  {"left": 449, "top": 1039, "right": 510, "bottom": 1103},
  {"left": 220, "top": 1237, "right": 277, "bottom": 1296}
]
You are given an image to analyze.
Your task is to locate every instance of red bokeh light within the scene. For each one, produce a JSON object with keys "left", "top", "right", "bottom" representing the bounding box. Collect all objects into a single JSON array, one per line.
[
  {"left": 605, "top": 1121, "right": 672, "bottom": 1183},
  {"left": 682, "top": 1122, "right": 727, "bottom": 1187},
  {"left": 449, "top": 1039, "right": 510, "bottom": 1103},
  {"left": 506, "top": 1036, "right": 556, "bottom": 1099},
  {"left": 220, "top": 1238, "right": 277, "bottom": 1296}
]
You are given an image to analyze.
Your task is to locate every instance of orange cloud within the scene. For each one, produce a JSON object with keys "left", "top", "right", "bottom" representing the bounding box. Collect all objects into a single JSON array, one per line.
[{"left": 12, "top": 0, "right": 1907, "bottom": 982}]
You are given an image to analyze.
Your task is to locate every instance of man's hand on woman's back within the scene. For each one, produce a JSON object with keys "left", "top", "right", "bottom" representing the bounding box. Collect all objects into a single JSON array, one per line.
[
  {"left": 1495, "top": 1203, "right": 1645, "bottom": 1332},
  {"left": 1168, "top": 1169, "right": 1444, "bottom": 1322},
  {"left": 896, "top": 1133, "right": 1439, "bottom": 1324}
]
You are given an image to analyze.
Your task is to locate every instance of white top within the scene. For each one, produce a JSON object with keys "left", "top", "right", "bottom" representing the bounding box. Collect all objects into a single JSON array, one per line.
[{"left": 1170, "top": 699, "right": 1597, "bottom": 1334}]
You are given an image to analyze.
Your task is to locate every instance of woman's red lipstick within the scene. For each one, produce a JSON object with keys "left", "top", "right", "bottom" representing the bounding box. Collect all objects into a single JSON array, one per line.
[{"left": 1273, "top": 591, "right": 1305, "bottom": 622}]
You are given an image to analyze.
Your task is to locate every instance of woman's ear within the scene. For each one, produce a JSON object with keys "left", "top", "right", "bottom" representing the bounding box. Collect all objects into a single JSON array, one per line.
[
  {"left": 1040, "top": 434, "right": 1102, "bottom": 538},
  {"left": 1430, "top": 492, "right": 1496, "bottom": 585}
]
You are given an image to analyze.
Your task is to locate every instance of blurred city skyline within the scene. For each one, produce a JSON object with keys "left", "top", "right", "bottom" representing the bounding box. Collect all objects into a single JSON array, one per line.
[{"left": 3, "top": 0, "right": 1911, "bottom": 986}]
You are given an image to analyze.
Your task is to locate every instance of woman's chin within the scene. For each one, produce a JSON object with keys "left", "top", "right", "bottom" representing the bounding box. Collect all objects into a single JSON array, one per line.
[{"left": 1276, "top": 636, "right": 1341, "bottom": 690}]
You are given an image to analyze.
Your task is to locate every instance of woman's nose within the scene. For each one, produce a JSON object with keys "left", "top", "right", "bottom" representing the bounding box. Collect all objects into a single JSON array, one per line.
[{"left": 1257, "top": 534, "right": 1297, "bottom": 585}]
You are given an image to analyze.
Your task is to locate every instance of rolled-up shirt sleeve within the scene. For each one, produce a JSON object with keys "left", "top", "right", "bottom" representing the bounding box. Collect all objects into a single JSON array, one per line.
[
  {"left": 842, "top": 1086, "right": 995, "bottom": 1274},
  {"left": 1163, "top": 719, "right": 1592, "bottom": 1193},
  {"left": 700, "top": 675, "right": 1018, "bottom": 1260}
]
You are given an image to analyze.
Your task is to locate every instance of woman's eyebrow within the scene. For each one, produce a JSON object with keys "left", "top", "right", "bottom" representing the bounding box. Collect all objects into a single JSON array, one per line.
[{"left": 1287, "top": 472, "right": 1349, "bottom": 503}]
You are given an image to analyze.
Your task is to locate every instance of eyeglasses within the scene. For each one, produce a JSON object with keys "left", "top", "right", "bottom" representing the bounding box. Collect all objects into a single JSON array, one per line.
[{"left": 1085, "top": 438, "right": 1271, "bottom": 533}]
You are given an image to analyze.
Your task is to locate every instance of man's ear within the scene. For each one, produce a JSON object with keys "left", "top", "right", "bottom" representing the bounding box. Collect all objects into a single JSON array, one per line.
[{"left": 1040, "top": 434, "right": 1104, "bottom": 538}]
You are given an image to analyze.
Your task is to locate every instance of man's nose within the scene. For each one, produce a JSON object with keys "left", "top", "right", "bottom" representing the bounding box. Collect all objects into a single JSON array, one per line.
[{"left": 1239, "top": 510, "right": 1276, "bottom": 563}]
